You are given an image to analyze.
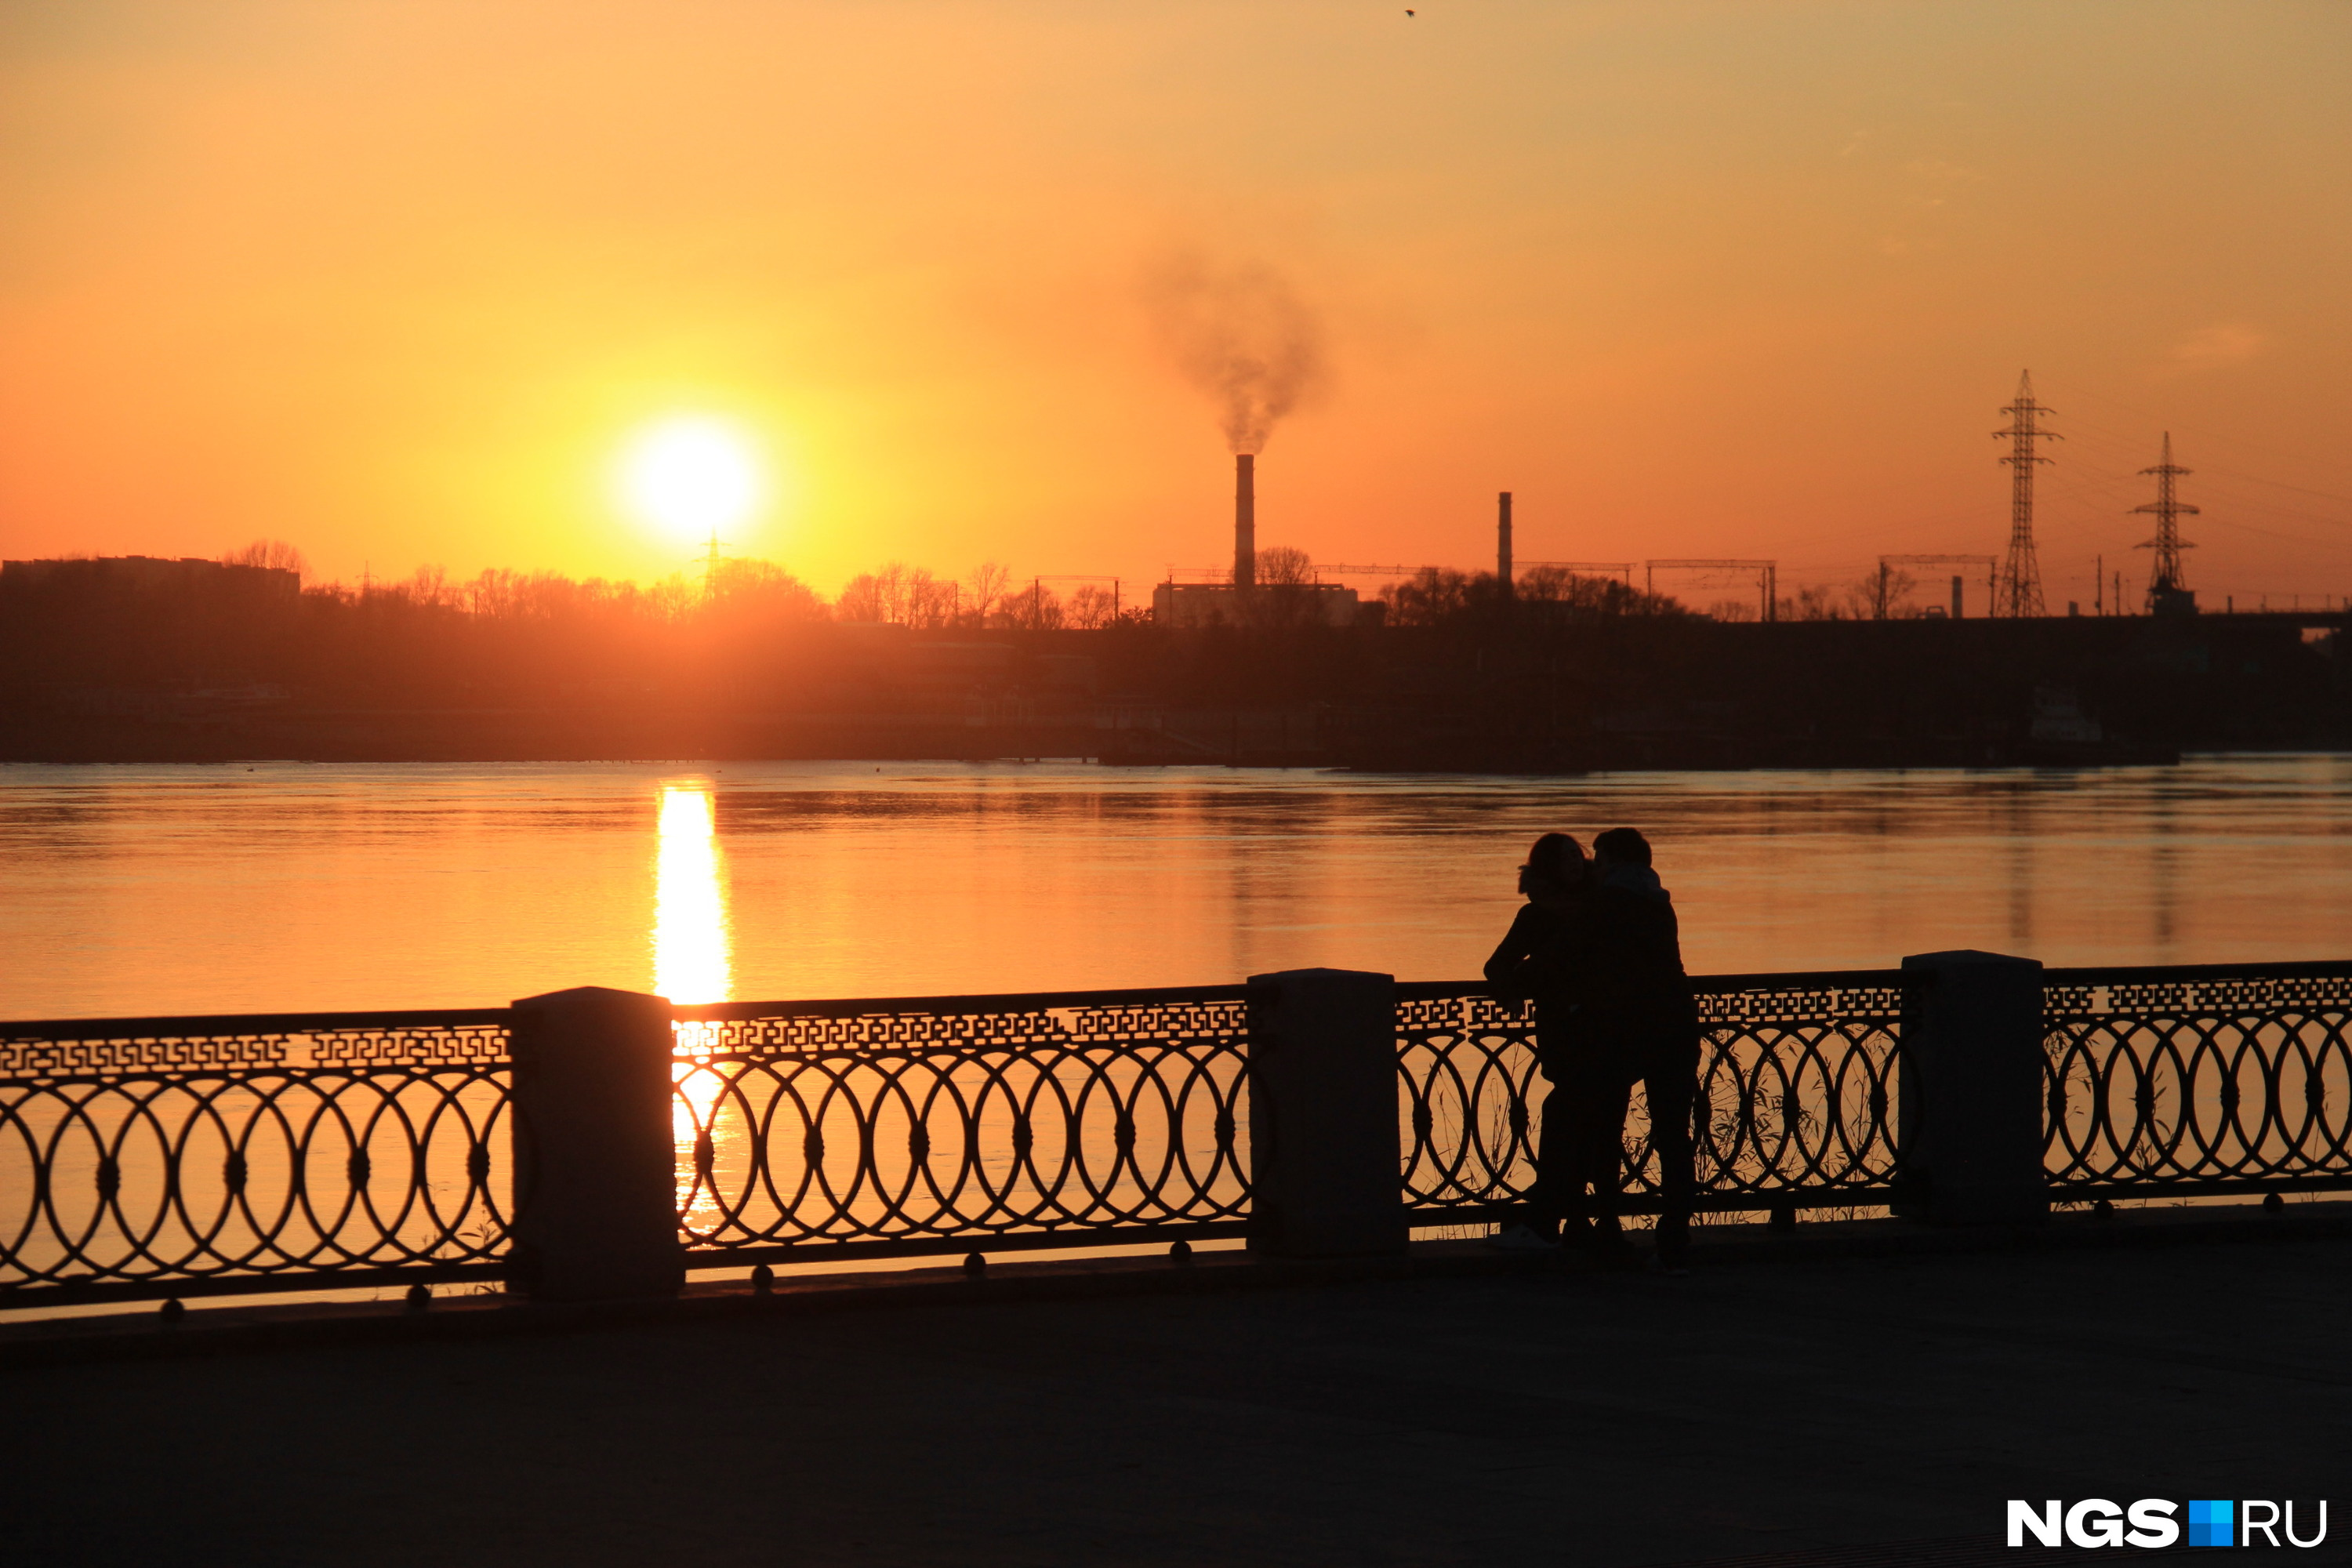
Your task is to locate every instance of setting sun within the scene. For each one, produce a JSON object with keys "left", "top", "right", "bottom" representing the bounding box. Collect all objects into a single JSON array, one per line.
[{"left": 617, "top": 416, "right": 766, "bottom": 544}]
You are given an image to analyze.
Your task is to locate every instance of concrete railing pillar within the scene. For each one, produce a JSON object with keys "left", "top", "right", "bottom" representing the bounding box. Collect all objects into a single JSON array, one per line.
[
  {"left": 507, "top": 986, "right": 684, "bottom": 1301},
  {"left": 1245, "top": 967, "right": 1407, "bottom": 1258},
  {"left": 1897, "top": 950, "right": 2049, "bottom": 1226}
]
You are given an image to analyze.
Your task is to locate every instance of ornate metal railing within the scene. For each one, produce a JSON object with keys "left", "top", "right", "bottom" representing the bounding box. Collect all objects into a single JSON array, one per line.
[
  {"left": 1397, "top": 971, "right": 1909, "bottom": 1219},
  {"left": 0, "top": 1010, "right": 512, "bottom": 1307},
  {"left": 2044, "top": 960, "right": 2352, "bottom": 1199},
  {"left": 9, "top": 957, "right": 2348, "bottom": 1308},
  {"left": 668, "top": 986, "right": 1252, "bottom": 1264}
]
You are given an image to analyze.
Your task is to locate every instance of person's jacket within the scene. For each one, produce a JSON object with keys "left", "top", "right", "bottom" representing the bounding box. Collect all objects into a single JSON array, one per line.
[
  {"left": 1578, "top": 864, "right": 1695, "bottom": 1037},
  {"left": 1482, "top": 891, "right": 1588, "bottom": 1014}
]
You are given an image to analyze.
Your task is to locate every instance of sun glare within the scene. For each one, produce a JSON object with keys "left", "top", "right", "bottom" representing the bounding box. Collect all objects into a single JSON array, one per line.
[{"left": 617, "top": 416, "right": 764, "bottom": 542}]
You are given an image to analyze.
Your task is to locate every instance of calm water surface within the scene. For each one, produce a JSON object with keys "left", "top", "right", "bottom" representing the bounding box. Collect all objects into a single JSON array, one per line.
[{"left": 4, "top": 755, "right": 2349, "bottom": 1018}]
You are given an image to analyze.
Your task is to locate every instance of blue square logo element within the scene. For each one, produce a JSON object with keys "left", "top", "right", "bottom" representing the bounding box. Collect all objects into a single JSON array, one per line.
[{"left": 2188, "top": 1500, "right": 2234, "bottom": 1547}]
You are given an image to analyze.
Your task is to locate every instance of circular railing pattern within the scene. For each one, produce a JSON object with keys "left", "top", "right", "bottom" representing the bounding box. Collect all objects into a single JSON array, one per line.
[
  {"left": 670, "top": 1000, "right": 1250, "bottom": 1254},
  {"left": 0, "top": 1018, "right": 511, "bottom": 1298},
  {"left": 1399, "top": 978, "right": 1907, "bottom": 1214},
  {"left": 1397, "top": 993, "right": 1544, "bottom": 1210},
  {"left": 2045, "top": 975, "right": 2352, "bottom": 1192}
]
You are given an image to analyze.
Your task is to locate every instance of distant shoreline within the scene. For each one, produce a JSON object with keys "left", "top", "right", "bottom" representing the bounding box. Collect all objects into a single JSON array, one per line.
[
  {"left": 4, "top": 612, "right": 2342, "bottom": 772},
  {"left": 0, "top": 711, "right": 2192, "bottom": 771}
]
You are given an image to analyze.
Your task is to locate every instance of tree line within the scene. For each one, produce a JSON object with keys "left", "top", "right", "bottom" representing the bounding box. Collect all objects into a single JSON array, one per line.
[{"left": 225, "top": 539, "right": 1940, "bottom": 630}]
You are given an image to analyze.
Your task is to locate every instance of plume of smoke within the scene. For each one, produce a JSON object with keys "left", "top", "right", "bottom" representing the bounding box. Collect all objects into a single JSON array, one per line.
[{"left": 1145, "top": 252, "right": 1327, "bottom": 455}]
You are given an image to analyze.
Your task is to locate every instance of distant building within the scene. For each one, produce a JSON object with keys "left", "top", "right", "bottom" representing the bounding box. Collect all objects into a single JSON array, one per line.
[
  {"left": 1152, "top": 581, "right": 1377, "bottom": 629},
  {"left": 0, "top": 555, "right": 300, "bottom": 602}
]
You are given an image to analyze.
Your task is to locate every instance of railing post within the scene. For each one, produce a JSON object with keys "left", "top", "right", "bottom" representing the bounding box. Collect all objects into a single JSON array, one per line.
[
  {"left": 1897, "top": 950, "right": 2048, "bottom": 1226},
  {"left": 1244, "top": 967, "right": 1407, "bottom": 1257},
  {"left": 507, "top": 986, "right": 684, "bottom": 1301}
]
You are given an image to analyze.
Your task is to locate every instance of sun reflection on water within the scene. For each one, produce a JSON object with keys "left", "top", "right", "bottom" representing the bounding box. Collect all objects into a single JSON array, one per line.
[
  {"left": 656, "top": 782, "right": 734, "bottom": 1232},
  {"left": 655, "top": 783, "right": 731, "bottom": 1004}
]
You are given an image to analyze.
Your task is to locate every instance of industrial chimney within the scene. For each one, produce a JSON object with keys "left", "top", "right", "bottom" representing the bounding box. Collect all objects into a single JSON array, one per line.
[
  {"left": 1233, "top": 454, "right": 1257, "bottom": 590},
  {"left": 1497, "top": 492, "right": 1513, "bottom": 597}
]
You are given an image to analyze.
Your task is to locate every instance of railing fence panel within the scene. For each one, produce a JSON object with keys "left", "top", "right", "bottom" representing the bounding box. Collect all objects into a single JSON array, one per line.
[
  {"left": 1396, "top": 973, "right": 1908, "bottom": 1219},
  {"left": 7, "top": 961, "right": 2349, "bottom": 1305},
  {"left": 669, "top": 990, "right": 1251, "bottom": 1261},
  {"left": 0, "top": 1014, "right": 511, "bottom": 1303},
  {"left": 2044, "top": 967, "right": 2352, "bottom": 1196}
]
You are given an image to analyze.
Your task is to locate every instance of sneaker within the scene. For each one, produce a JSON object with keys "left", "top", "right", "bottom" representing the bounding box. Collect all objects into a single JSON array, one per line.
[{"left": 1487, "top": 1223, "right": 1561, "bottom": 1253}]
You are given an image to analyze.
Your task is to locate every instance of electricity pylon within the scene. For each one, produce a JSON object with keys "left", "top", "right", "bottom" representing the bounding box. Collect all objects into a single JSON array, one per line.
[
  {"left": 1992, "top": 371, "right": 2058, "bottom": 618},
  {"left": 2132, "top": 431, "right": 2198, "bottom": 615},
  {"left": 701, "top": 530, "right": 726, "bottom": 598}
]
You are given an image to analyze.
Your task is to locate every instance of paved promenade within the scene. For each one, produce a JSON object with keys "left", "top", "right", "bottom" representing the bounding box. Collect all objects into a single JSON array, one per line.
[{"left": 6, "top": 1221, "right": 2350, "bottom": 1566}]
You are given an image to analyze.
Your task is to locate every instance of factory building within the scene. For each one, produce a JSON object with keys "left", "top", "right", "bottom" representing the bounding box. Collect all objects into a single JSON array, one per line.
[{"left": 1150, "top": 452, "right": 1377, "bottom": 628}]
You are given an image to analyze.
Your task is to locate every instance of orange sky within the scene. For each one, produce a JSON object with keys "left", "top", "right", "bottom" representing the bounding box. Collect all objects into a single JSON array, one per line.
[{"left": 3, "top": 0, "right": 2348, "bottom": 610}]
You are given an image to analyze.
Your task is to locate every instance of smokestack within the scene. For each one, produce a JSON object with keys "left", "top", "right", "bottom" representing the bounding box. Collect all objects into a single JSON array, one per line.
[
  {"left": 1234, "top": 453, "right": 1256, "bottom": 590},
  {"left": 1497, "top": 492, "right": 1513, "bottom": 597}
]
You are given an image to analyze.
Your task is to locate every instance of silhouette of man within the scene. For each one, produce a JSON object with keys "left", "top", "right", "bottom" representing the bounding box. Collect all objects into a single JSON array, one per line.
[{"left": 1584, "top": 827, "right": 1700, "bottom": 1271}]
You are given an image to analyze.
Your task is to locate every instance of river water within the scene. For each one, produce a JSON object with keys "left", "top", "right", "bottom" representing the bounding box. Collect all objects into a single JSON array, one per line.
[{"left": 4, "top": 754, "right": 2348, "bottom": 1020}]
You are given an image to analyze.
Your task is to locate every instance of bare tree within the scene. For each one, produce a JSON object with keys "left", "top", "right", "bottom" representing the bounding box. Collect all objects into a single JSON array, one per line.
[
  {"left": 904, "top": 568, "right": 959, "bottom": 629},
  {"left": 1846, "top": 568, "right": 1915, "bottom": 620},
  {"left": 398, "top": 565, "right": 455, "bottom": 608},
  {"left": 833, "top": 573, "right": 887, "bottom": 623},
  {"left": 709, "top": 558, "right": 826, "bottom": 621},
  {"left": 1066, "top": 584, "right": 1120, "bottom": 628},
  {"left": 998, "top": 580, "right": 1065, "bottom": 630},
  {"left": 833, "top": 562, "right": 957, "bottom": 626},
  {"left": 1518, "top": 567, "right": 1681, "bottom": 616},
  {"left": 964, "top": 561, "right": 1012, "bottom": 627},
  {"left": 1777, "top": 584, "right": 1847, "bottom": 621},
  {"left": 1377, "top": 568, "right": 1483, "bottom": 626},
  {"left": 1254, "top": 545, "right": 1316, "bottom": 586},
  {"left": 222, "top": 539, "right": 307, "bottom": 578}
]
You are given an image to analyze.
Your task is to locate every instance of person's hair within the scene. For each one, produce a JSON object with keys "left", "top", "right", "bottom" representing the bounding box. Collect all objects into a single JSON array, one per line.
[
  {"left": 1592, "top": 827, "right": 1652, "bottom": 867},
  {"left": 1519, "top": 832, "right": 1586, "bottom": 892}
]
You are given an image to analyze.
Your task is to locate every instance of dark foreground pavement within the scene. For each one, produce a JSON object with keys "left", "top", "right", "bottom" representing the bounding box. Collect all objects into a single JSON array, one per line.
[{"left": 5, "top": 1234, "right": 2350, "bottom": 1567}]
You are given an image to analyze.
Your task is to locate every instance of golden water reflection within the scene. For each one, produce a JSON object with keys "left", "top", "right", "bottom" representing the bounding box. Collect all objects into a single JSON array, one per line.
[
  {"left": 655, "top": 782, "right": 735, "bottom": 1232},
  {"left": 654, "top": 783, "right": 731, "bottom": 1005}
]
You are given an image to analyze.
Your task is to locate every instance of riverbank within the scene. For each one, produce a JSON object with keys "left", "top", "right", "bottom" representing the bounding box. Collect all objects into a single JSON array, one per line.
[{"left": 2, "top": 613, "right": 2339, "bottom": 768}]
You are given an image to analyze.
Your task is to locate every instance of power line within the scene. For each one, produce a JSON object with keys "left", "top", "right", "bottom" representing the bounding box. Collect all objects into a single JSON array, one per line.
[
  {"left": 1644, "top": 559, "right": 1779, "bottom": 622},
  {"left": 2059, "top": 382, "right": 2352, "bottom": 482}
]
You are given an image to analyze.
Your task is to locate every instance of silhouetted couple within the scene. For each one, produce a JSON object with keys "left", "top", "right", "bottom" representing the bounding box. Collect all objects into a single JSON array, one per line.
[{"left": 1483, "top": 827, "right": 1698, "bottom": 1272}]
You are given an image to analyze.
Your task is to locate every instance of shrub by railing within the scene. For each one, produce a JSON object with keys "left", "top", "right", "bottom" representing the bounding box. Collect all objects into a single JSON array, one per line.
[
  {"left": 0, "top": 1010, "right": 512, "bottom": 1307},
  {"left": 4, "top": 957, "right": 2348, "bottom": 1309}
]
